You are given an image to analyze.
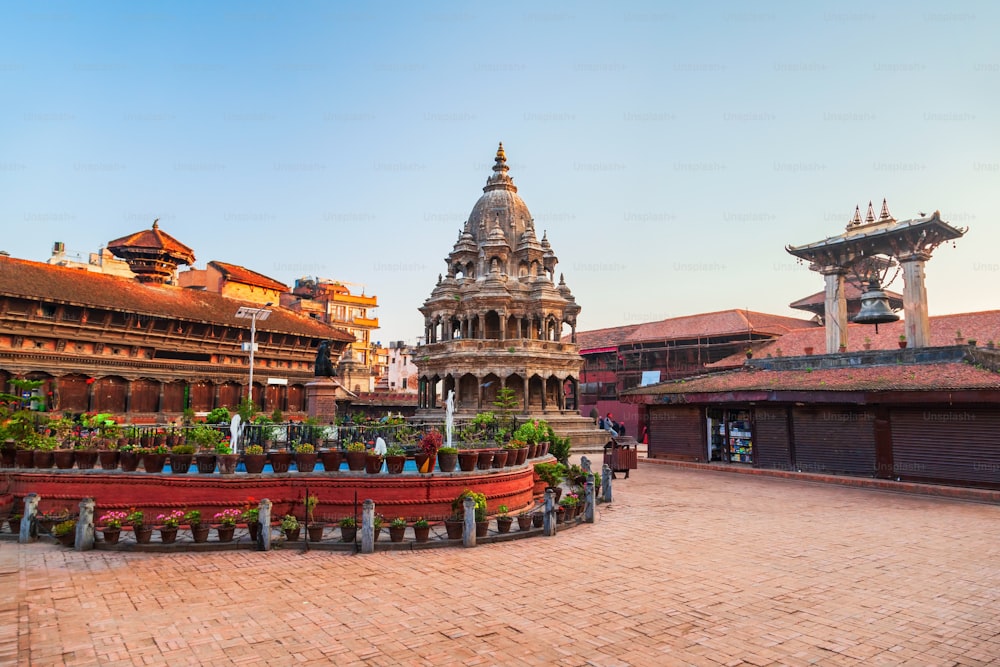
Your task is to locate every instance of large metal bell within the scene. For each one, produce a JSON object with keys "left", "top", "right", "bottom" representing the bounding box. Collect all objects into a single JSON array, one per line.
[{"left": 854, "top": 282, "right": 900, "bottom": 331}]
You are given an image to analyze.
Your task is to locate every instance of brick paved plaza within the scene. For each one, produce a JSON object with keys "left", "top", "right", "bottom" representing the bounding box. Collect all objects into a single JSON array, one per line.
[{"left": 2, "top": 463, "right": 999, "bottom": 666}]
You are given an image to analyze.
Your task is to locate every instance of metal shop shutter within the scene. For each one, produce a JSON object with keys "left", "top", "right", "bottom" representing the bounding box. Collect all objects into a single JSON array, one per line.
[
  {"left": 754, "top": 406, "right": 792, "bottom": 470},
  {"left": 792, "top": 407, "right": 876, "bottom": 476},
  {"left": 891, "top": 407, "right": 1000, "bottom": 487},
  {"left": 648, "top": 405, "right": 704, "bottom": 461}
]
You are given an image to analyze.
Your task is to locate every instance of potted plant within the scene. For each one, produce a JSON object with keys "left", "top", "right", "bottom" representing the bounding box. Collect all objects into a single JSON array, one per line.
[
  {"left": 338, "top": 516, "right": 357, "bottom": 542},
  {"left": 412, "top": 517, "right": 430, "bottom": 542},
  {"left": 534, "top": 462, "right": 566, "bottom": 502},
  {"left": 384, "top": 444, "right": 406, "bottom": 473},
  {"left": 418, "top": 428, "right": 443, "bottom": 472},
  {"left": 436, "top": 445, "right": 458, "bottom": 473},
  {"left": 364, "top": 447, "right": 384, "bottom": 474},
  {"left": 898, "top": 334, "right": 907, "bottom": 349},
  {"left": 169, "top": 443, "right": 196, "bottom": 474},
  {"left": 304, "top": 494, "right": 324, "bottom": 542},
  {"left": 863, "top": 336, "right": 872, "bottom": 351},
  {"left": 516, "top": 512, "right": 532, "bottom": 532},
  {"left": 213, "top": 508, "right": 239, "bottom": 542},
  {"left": 74, "top": 437, "right": 99, "bottom": 469},
  {"left": 141, "top": 444, "right": 169, "bottom": 473},
  {"left": 98, "top": 510, "right": 127, "bottom": 545},
  {"left": 319, "top": 445, "right": 343, "bottom": 472},
  {"left": 268, "top": 445, "right": 293, "bottom": 473},
  {"left": 373, "top": 514, "right": 384, "bottom": 541},
  {"left": 156, "top": 510, "right": 183, "bottom": 544},
  {"left": 448, "top": 489, "right": 487, "bottom": 539},
  {"left": 243, "top": 444, "right": 267, "bottom": 474},
  {"left": 127, "top": 508, "right": 152, "bottom": 544},
  {"left": 280, "top": 514, "right": 300, "bottom": 541},
  {"left": 495, "top": 504, "right": 513, "bottom": 534},
  {"left": 7, "top": 513, "right": 21, "bottom": 535},
  {"left": 388, "top": 516, "right": 407, "bottom": 542},
  {"left": 53, "top": 440, "right": 75, "bottom": 470},
  {"left": 241, "top": 499, "right": 261, "bottom": 541},
  {"left": 345, "top": 441, "right": 367, "bottom": 471},
  {"left": 183, "top": 509, "right": 209, "bottom": 543},
  {"left": 215, "top": 440, "right": 238, "bottom": 474},
  {"left": 52, "top": 518, "right": 77, "bottom": 547},
  {"left": 293, "top": 442, "right": 317, "bottom": 472},
  {"left": 32, "top": 435, "right": 58, "bottom": 469}
]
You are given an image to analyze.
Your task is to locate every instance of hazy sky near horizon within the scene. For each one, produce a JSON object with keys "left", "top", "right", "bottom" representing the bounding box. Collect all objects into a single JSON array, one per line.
[{"left": 2, "top": 1, "right": 998, "bottom": 344}]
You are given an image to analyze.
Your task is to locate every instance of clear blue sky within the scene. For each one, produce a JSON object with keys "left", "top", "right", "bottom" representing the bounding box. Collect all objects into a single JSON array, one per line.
[{"left": 2, "top": 1, "right": 997, "bottom": 344}]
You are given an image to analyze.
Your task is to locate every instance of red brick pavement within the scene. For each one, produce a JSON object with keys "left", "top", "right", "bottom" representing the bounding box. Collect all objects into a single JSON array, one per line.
[{"left": 3, "top": 463, "right": 1000, "bottom": 666}]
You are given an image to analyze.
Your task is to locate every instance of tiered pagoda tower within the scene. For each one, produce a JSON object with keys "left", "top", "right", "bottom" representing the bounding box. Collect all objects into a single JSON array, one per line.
[{"left": 415, "top": 144, "right": 583, "bottom": 417}]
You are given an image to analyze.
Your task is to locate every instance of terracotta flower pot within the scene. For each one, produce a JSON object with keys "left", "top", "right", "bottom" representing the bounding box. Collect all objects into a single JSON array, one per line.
[
  {"left": 53, "top": 450, "right": 75, "bottom": 469},
  {"left": 191, "top": 524, "right": 210, "bottom": 543},
  {"left": 437, "top": 452, "right": 457, "bottom": 472},
  {"left": 33, "top": 450, "right": 54, "bottom": 469},
  {"left": 319, "top": 449, "right": 343, "bottom": 472},
  {"left": 119, "top": 451, "right": 139, "bottom": 472},
  {"left": 247, "top": 521, "right": 261, "bottom": 541},
  {"left": 491, "top": 449, "right": 508, "bottom": 468},
  {"left": 15, "top": 449, "right": 33, "bottom": 468},
  {"left": 388, "top": 525, "right": 406, "bottom": 542},
  {"left": 195, "top": 453, "right": 217, "bottom": 474},
  {"left": 141, "top": 453, "right": 166, "bottom": 473},
  {"left": 134, "top": 525, "right": 153, "bottom": 544},
  {"left": 294, "top": 452, "right": 318, "bottom": 473},
  {"left": 74, "top": 449, "right": 98, "bottom": 470},
  {"left": 475, "top": 520, "right": 488, "bottom": 538},
  {"left": 216, "top": 525, "right": 236, "bottom": 542},
  {"left": 476, "top": 450, "right": 494, "bottom": 470},
  {"left": 414, "top": 452, "right": 433, "bottom": 473},
  {"left": 307, "top": 524, "right": 325, "bottom": 542},
  {"left": 365, "top": 454, "right": 384, "bottom": 474},
  {"left": 457, "top": 451, "right": 478, "bottom": 472},
  {"left": 496, "top": 516, "right": 513, "bottom": 534},
  {"left": 444, "top": 518, "right": 464, "bottom": 539},
  {"left": 159, "top": 527, "right": 178, "bottom": 544},
  {"left": 97, "top": 450, "right": 119, "bottom": 470},
  {"left": 516, "top": 515, "right": 532, "bottom": 531},
  {"left": 384, "top": 455, "right": 406, "bottom": 474},
  {"left": 283, "top": 526, "right": 300, "bottom": 541},
  {"left": 268, "top": 451, "right": 292, "bottom": 473},
  {"left": 413, "top": 524, "right": 430, "bottom": 542},
  {"left": 242, "top": 453, "right": 266, "bottom": 474},
  {"left": 0, "top": 443, "right": 16, "bottom": 468},
  {"left": 340, "top": 526, "right": 357, "bottom": 542},
  {"left": 101, "top": 528, "right": 121, "bottom": 545},
  {"left": 217, "top": 454, "right": 238, "bottom": 474},
  {"left": 345, "top": 450, "right": 367, "bottom": 471},
  {"left": 169, "top": 454, "right": 193, "bottom": 474}
]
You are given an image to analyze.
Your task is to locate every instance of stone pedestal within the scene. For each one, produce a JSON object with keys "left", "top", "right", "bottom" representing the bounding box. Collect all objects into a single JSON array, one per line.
[{"left": 306, "top": 378, "right": 351, "bottom": 422}]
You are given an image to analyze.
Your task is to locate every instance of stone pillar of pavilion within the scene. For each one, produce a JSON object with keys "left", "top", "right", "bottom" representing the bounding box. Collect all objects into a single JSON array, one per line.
[
  {"left": 820, "top": 265, "right": 849, "bottom": 354},
  {"left": 899, "top": 251, "right": 932, "bottom": 348}
]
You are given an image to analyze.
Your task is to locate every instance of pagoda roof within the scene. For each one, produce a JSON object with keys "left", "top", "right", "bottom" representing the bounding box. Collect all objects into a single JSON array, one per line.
[
  {"left": 624, "top": 310, "right": 817, "bottom": 344},
  {"left": 107, "top": 219, "right": 195, "bottom": 264}
]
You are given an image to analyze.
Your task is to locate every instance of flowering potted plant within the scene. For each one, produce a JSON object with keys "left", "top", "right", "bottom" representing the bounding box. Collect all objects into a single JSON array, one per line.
[
  {"left": 413, "top": 517, "right": 431, "bottom": 542},
  {"left": 243, "top": 444, "right": 267, "bottom": 474},
  {"left": 293, "top": 442, "right": 317, "bottom": 472},
  {"left": 156, "top": 510, "right": 184, "bottom": 544},
  {"left": 344, "top": 441, "right": 367, "bottom": 471},
  {"left": 213, "top": 508, "right": 240, "bottom": 542},
  {"left": 126, "top": 508, "right": 152, "bottom": 544},
  {"left": 52, "top": 518, "right": 77, "bottom": 547},
  {"left": 98, "top": 511, "right": 127, "bottom": 544},
  {"left": 388, "top": 516, "right": 407, "bottom": 542}
]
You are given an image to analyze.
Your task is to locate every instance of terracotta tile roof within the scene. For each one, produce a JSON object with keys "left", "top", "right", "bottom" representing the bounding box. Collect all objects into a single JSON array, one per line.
[
  {"left": 570, "top": 324, "right": 642, "bottom": 352},
  {"left": 706, "top": 311, "right": 1000, "bottom": 367},
  {"left": 624, "top": 309, "right": 818, "bottom": 343},
  {"left": 628, "top": 360, "right": 1000, "bottom": 395},
  {"left": 106, "top": 221, "right": 195, "bottom": 263},
  {"left": 0, "top": 256, "right": 353, "bottom": 342},
  {"left": 210, "top": 261, "right": 288, "bottom": 292}
]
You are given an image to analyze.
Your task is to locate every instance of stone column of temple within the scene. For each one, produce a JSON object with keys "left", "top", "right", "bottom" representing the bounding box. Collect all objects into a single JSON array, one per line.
[
  {"left": 820, "top": 265, "right": 848, "bottom": 353},
  {"left": 899, "top": 251, "right": 932, "bottom": 348}
]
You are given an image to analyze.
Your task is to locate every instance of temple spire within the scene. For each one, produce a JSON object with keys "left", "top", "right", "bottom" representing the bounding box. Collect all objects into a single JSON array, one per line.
[
  {"left": 847, "top": 205, "right": 863, "bottom": 230},
  {"left": 865, "top": 201, "right": 876, "bottom": 224},
  {"left": 878, "top": 198, "right": 894, "bottom": 222},
  {"left": 483, "top": 141, "right": 517, "bottom": 193}
]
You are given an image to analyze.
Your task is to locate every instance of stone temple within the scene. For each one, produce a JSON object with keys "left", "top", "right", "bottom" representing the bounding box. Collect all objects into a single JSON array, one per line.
[{"left": 415, "top": 144, "right": 599, "bottom": 445}]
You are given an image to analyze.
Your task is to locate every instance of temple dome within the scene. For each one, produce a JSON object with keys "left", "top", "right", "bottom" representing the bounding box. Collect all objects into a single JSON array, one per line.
[{"left": 466, "top": 143, "right": 534, "bottom": 246}]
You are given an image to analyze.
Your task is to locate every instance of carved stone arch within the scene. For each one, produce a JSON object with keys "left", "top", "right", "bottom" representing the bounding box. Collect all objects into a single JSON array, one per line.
[{"left": 484, "top": 310, "right": 502, "bottom": 339}]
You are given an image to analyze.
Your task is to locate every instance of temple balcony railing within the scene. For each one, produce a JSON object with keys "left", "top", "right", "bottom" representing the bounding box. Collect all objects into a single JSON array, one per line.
[{"left": 418, "top": 338, "right": 578, "bottom": 355}]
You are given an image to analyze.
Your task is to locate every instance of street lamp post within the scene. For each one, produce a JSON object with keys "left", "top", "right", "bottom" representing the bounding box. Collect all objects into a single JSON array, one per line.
[{"left": 235, "top": 303, "right": 273, "bottom": 408}]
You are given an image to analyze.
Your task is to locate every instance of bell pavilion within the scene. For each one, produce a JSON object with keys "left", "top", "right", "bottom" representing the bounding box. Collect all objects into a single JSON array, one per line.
[{"left": 415, "top": 144, "right": 591, "bottom": 433}]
